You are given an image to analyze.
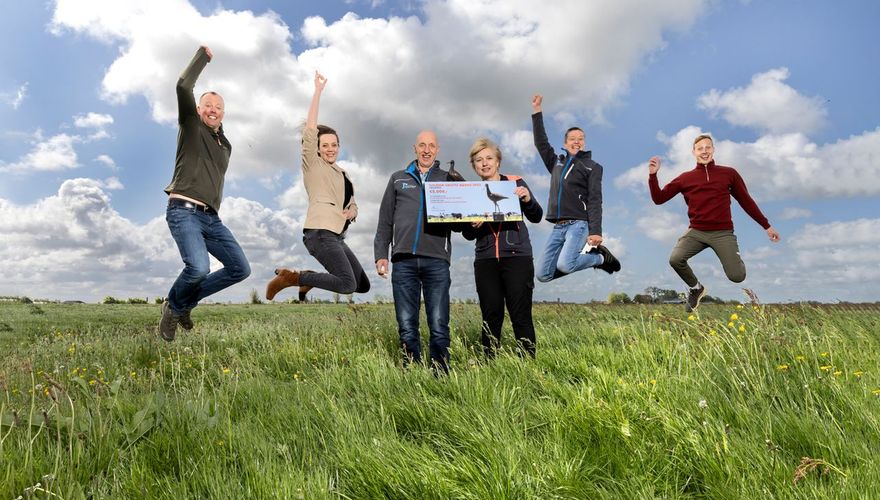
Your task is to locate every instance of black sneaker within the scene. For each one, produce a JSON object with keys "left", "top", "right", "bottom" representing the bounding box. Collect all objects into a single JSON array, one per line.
[
  {"left": 159, "top": 300, "right": 179, "bottom": 342},
  {"left": 595, "top": 245, "right": 621, "bottom": 274},
  {"left": 686, "top": 284, "right": 707, "bottom": 312},
  {"left": 178, "top": 309, "right": 194, "bottom": 330}
]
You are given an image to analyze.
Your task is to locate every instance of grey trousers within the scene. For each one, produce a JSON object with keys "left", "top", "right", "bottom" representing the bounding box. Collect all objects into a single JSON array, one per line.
[{"left": 669, "top": 229, "right": 745, "bottom": 287}]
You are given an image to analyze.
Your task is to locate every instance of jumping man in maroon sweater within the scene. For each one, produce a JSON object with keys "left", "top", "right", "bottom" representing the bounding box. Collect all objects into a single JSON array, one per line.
[{"left": 648, "top": 134, "right": 780, "bottom": 311}]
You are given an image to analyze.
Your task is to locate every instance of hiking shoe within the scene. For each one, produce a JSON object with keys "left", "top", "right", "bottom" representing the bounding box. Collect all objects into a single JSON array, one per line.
[
  {"left": 178, "top": 309, "right": 194, "bottom": 330},
  {"left": 595, "top": 245, "right": 621, "bottom": 274},
  {"left": 686, "top": 284, "right": 707, "bottom": 312},
  {"left": 298, "top": 270, "right": 315, "bottom": 302},
  {"left": 266, "top": 268, "right": 302, "bottom": 300},
  {"left": 159, "top": 300, "right": 179, "bottom": 341}
]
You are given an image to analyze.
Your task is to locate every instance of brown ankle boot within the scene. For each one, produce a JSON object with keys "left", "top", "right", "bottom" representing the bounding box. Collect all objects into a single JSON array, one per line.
[{"left": 266, "top": 268, "right": 301, "bottom": 300}]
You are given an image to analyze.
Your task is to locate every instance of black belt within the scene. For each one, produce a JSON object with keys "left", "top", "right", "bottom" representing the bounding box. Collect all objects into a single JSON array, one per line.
[
  {"left": 168, "top": 198, "right": 216, "bottom": 214},
  {"left": 555, "top": 219, "right": 580, "bottom": 225}
]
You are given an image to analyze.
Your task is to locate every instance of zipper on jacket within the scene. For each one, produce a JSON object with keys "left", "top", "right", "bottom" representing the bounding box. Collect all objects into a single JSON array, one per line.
[
  {"left": 491, "top": 223, "right": 501, "bottom": 260},
  {"left": 556, "top": 156, "right": 574, "bottom": 219},
  {"left": 407, "top": 163, "right": 425, "bottom": 255},
  {"left": 704, "top": 164, "right": 709, "bottom": 182}
]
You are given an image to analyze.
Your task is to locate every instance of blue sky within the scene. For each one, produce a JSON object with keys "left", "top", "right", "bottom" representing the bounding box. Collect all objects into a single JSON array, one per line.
[{"left": 1, "top": 0, "right": 878, "bottom": 304}]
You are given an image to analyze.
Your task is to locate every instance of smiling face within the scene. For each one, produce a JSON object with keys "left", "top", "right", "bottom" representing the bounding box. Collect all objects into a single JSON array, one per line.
[
  {"left": 197, "top": 92, "right": 225, "bottom": 131},
  {"left": 318, "top": 133, "right": 339, "bottom": 163},
  {"left": 693, "top": 136, "right": 715, "bottom": 165},
  {"left": 471, "top": 147, "right": 501, "bottom": 181},
  {"left": 563, "top": 127, "right": 585, "bottom": 156},
  {"left": 413, "top": 130, "right": 439, "bottom": 170}
]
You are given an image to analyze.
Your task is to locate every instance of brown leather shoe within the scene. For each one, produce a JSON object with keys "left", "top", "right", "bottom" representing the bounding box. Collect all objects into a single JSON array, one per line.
[
  {"left": 298, "top": 270, "right": 315, "bottom": 302},
  {"left": 266, "top": 268, "right": 301, "bottom": 300}
]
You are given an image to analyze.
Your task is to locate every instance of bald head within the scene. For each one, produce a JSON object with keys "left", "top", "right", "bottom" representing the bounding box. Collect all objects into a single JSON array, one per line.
[{"left": 414, "top": 130, "right": 439, "bottom": 171}]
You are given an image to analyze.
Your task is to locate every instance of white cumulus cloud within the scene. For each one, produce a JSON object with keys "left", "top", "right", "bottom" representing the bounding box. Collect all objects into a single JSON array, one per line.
[
  {"left": 49, "top": 0, "right": 707, "bottom": 180},
  {"left": 697, "top": 67, "right": 827, "bottom": 134}
]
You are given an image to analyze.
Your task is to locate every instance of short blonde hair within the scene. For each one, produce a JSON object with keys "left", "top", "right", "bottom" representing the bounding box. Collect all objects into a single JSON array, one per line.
[
  {"left": 468, "top": 138, "right": 502, "bottom": 167},
  {"left": 693, "top": 134, "right": 714, "bottom": 147}
]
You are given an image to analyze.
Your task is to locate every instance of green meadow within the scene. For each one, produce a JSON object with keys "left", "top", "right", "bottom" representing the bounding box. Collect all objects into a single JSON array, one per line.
[{"left": 1, "top": 301, "right": 878, "bottom": 498}]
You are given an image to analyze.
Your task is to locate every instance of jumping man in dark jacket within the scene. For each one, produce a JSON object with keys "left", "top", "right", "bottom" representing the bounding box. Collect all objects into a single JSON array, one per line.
[
  {"left": 159, "top": 46, "right": 251, "bottom": 341},
  {"left": 531, "top": 95, "right": 620, "bottom": 283}
]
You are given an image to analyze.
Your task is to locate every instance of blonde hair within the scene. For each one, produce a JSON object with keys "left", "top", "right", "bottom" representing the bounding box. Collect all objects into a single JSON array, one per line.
[
  {"left": 693, "top": 134, "right": 714, "bottom": 147},
  {"left": 468, "top": 138, "right": 502, "bottom": 168}
]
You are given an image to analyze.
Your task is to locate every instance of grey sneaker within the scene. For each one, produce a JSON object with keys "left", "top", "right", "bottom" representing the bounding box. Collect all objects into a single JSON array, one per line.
[
  {"left": 686, "top": 284, "right": 707, "bottom": 312},
  {"left": 178, "top": 309, "right": 194, "bottom": 330},
  {"left": 159, "top": 300, "right": 179, "bottom": 341}
]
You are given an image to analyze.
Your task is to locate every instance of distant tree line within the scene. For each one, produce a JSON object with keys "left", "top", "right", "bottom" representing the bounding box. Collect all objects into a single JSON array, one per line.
[{"left": 607, "top": 287, "right": 728, "bottom": 305}]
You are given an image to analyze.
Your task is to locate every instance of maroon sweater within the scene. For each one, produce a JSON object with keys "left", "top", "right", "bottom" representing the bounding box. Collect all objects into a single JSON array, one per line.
[{"left": 649, "top": 161, "right": 770, "bottom": 231}]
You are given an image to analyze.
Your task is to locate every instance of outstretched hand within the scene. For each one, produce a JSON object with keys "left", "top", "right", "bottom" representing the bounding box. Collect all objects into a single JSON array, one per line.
[
  {"left": 648, "top": 156, "right": 661, "bottom": 174},
  {"left": 531, "top": 95, "right": 543, "bottom": 113},
  {"left": 767, "top": 227, "right": 781, "bottom": 242},
  {"left": 314, "top": 71, "right": 327, "bottom": 92},
  {"left": 587, "top": 234, "right": 603, "bottom": 247}
]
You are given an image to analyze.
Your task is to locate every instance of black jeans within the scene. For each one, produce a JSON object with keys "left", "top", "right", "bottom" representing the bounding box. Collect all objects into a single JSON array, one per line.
[
  {"left": 474, "top": 256, "right": 536, "bottom": 357},
  {"left": 300, "top": 229, "right": 370, "bottom": 294}
]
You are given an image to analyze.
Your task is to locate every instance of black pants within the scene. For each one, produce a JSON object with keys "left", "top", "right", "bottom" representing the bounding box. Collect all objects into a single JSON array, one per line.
[
  {"left": 474, "top": 256, "right": 536, "bottom": 357},
  {"left": 300, "top": 229, "right": 370, "bottom": 294}
]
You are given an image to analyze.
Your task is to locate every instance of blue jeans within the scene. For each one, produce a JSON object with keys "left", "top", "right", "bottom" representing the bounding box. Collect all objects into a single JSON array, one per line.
[
  {"left": 535, "top": 220, "right": 601, "bottom": 282},
  {"left": 391, "top": 257, "right": 451, "bottom": 372},
  {"left": 166, "top": 204, "right": 251, "bottom": 314}
]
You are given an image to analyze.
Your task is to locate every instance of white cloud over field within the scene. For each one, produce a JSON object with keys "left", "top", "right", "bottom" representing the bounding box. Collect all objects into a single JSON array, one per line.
[{"left": 49, "top": 0, "right": 706, "bottom": 177}]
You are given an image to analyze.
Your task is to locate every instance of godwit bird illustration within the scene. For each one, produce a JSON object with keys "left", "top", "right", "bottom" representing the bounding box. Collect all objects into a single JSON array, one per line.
[
  {"left": 485, "top": 184, "right": 508, "bottom": 213},
  {"left": 446, "top": 160, "right": 465, "bottom": 181}
]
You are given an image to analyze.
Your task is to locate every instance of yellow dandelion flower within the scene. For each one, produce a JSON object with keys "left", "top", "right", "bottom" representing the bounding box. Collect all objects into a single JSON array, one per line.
[
  {"left": 728, "top": 322, "right": 735, "bottom": 328},
  {"left": 820, "top": 352, "right": 828, "bottom": 357},
  {"left": 795, "top": 355, "right": 805, "bottom": 361},
  {"left": 833, "top": 371, "right": 843, "bottom": 376},
  {"left": 777, "top": 364, "right": 789, "bottom": 371},
  {"left": 88, "top": 379, "right": 97, "bottom": 386},
  {"left": 872, "top": 389, "right": 880, "bottom": 396},
  {"left": 736, "top": 304, "right": 744, "bottom": 309},
  {"left": 130, "top": 371, "right": 137, "bottom": 378},
  {"left": 222, "top": 367, "right": 231, "bottom": 374},
  {"left": 688, "top": 314, "right": 696, "bottom": 321},
  {"left": 730, "top": 313, "right": 739, "bottom": 321},
  {"left": 819, "top": 365, "right": 832, "bottom": 372},
  {"left": 854, "top": 371, "right": 865, "bottom": 378},
  {"left": 738, "top": 324, "right": 746, "bottom": 332},
  {"left": 650, "top": 379, "right": 657, "bottom": 385},
  {"left": 709, "top": 329, "right": 718, "bottom": 336}
]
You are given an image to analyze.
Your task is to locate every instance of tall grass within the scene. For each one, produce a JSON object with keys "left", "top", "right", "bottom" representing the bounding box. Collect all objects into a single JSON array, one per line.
[{"left": 1, "top": 302, "right": 878, "bottom": 498}]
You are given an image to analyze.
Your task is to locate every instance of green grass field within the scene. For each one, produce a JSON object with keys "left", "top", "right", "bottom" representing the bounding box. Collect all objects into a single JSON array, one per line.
[{"left": 2, "top": 301, "right": 878, "bottom": 498}]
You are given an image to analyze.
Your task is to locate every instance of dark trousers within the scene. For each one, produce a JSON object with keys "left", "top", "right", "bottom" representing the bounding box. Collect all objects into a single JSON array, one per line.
[
  {"left": 474, "top": 256, "right": 536, "bottom": 358},
  {"left": 166, "top": 204, "right": 250, "bottom": 314},
  {"left": 300, "top": 229, "right": 371, "bottom": 294},
  {"left": 391, "top": 257, "right": 451, "bottom": 374}
]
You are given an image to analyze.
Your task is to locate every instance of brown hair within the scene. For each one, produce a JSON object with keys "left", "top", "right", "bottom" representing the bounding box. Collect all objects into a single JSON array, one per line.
[
  {"left": 317, "top": 124, "right": 339, "bottom": 146},
  {"left": 693, "top": 133, "right": 713, "bottom": 147},
  {"left": 564, "top": 127, "right": 584, "bottom": 142},
  {"left": 468, "top": 137, "right": 502, "bottom": 168}
]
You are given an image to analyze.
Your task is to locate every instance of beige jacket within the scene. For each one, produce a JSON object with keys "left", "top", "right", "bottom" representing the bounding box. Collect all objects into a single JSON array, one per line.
[{"left": 302, "top": 127, "right": 357, "bottom": 234}]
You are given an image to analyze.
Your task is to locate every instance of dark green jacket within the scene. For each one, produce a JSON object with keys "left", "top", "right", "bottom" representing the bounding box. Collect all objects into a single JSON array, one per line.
[{"left": 164, "top": 47, "right": 231, "bottom": 211}]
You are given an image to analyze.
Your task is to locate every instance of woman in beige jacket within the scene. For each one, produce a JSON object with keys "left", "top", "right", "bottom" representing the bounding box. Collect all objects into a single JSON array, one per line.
[{"left": 266, "top": 72, "right": 370, "bottom": 301}]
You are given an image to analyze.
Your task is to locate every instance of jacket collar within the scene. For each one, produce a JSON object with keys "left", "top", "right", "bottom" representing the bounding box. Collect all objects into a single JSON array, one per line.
[
  {"left": 695, "top": 160, "right": 716, "bottom": 169},
  {"left": 406, "top": 160, "right": 440, "bottom": 177}
]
